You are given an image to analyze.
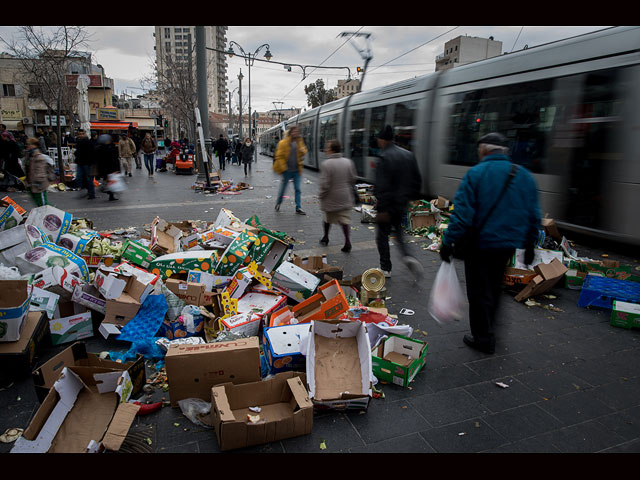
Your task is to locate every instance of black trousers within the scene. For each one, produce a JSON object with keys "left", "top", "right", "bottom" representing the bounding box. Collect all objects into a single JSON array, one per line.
[
  {"left": 463, "top": 248, "right": 514, "bottom": 349},
  {"left": 376, "top": 216, "right": 409, "bottom": 272}
]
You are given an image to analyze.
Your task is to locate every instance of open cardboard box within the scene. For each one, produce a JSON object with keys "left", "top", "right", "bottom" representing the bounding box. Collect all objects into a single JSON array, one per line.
[
  {"left": 211, "top": 371, "right": 312, "bottom": 451},
  {"left": 32, "top": 341, "right": 146, "bottom": 403},
  {"left": 291, "top": 254, "right": 343, "bottom": 280},
  {"left": 0, "top": 279, "right": 32, "bottom": 342},
  {"left": 0, "top": 312, "right": 48, "bottom": 384},
  {"left": 272, "top": 261, "right": 321, "bottom": 303},
  {"left": 305, "top": 320, "right": 372, "bottom": 411},
  {"left": 150, "top": 217, "right": 183, "bottom": 255},
  {"left": 290, "top": 279, "right": 349, "bottom": 324},
  {"left": 371, "top": 334, "right": 428, "bottom": 388},
  {"left": 11, "top": 366, "right": 139, "bottom": 453},
  {"left": 514, "top": 258, "right": 568, "bottom": 302},
  {"left": 165, "top": 336, "right": 262, "bottom": 407},
  {"left": 166, "top": 278, "right": 206, "bottom": 305},
  {"left": 262, "top": 323, "right": 309, "bottom": 374}
]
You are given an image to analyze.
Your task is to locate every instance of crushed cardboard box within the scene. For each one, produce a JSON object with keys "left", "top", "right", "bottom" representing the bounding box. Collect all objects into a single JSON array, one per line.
[{"left": 514, "top": 258, "right": 568, "bottom": 302}]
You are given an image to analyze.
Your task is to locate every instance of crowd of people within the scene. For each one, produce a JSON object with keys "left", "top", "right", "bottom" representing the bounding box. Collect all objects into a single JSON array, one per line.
[{"left": 212, "top": 134, "right": 255, "bottom": 176}]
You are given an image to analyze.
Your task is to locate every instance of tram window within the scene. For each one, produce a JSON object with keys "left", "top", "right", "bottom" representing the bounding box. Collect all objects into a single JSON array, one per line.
[
  {"left": 447, "top": 78, "right": 556, "bottom": 173},
  {"left": 391, "top": 100, "right": 417, "bottom": 152},
  {"left": 319, "top": 115, "right": 338, "bottom": 152},
  {"left": 368, "top": 106, "right": 387, "bottom": 157},
  {"left": 300, "top": 120, "right": 314, "bottom": 159},
  {"left": 349, "top": 109, "right": 366, "bottom": 176}
]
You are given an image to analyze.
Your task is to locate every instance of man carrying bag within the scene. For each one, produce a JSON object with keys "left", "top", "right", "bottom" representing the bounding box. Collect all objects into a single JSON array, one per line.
[{"left": 439, "top": 132, "right": 541, "bottom": 354}]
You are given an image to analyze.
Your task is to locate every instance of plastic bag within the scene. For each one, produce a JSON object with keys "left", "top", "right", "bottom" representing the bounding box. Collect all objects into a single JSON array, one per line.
[
  {"left": 178, "top": 398, "right": 212, "bottom": 428},
  {"left": 107, "top": 173, "right": 127, "bottom": 193},
  {"left": 428, "top": 260, "right": 465, "bottom": 324}
]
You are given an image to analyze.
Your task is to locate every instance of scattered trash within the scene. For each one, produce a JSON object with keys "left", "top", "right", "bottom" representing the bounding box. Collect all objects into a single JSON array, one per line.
[
  {"left": 0, "top": 428, "right": 23, "bottom": 443},
  {"left": 320, "top": 440, "right": 327, "bottom": 450},
  {"left": 495, "top": 382, "right": 510, "bottom": 389},
  {"left": 399, "top": 308, "right": 415, "bottom": 315}
]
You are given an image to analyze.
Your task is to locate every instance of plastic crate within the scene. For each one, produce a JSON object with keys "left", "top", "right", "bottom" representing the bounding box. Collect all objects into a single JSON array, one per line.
[{"left": 577, "top": 275, "right": 640, "bottom": 310}]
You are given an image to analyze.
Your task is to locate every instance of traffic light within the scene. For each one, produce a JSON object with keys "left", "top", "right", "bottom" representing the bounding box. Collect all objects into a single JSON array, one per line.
[{"left": 357, "top": 67, "right": 363, "bottom": 73}]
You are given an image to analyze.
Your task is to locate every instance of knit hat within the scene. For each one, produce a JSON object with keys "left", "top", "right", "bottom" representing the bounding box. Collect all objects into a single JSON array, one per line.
[
  {"left": 477, "top": 132, "right": 508, "bottom": 147},
  {"left": 377, "top": 125, "right": 393, "bottom": 141}
]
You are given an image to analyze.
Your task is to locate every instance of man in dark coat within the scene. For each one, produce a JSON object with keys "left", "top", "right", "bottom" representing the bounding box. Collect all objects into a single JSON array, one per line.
[
  {"left": 0, "top": 131, "right": 25, "bottom": 178},
  {"left": 374, "top": 125, "right": 424, "bottom": 280},
  {"left": 74, "top": 129, "right": 96, "bottom": 199},
  {"left": 214, "top": 134, "right": 228, "bottom": 171}
]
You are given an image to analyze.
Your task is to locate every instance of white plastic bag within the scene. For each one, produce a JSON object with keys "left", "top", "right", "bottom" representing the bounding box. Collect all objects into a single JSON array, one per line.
[
  {"left": 107, "top": 173, "right": 127, "bottom": 193},
  {"left": 428, "top": 260, "right": 465, "bottom": 324}
]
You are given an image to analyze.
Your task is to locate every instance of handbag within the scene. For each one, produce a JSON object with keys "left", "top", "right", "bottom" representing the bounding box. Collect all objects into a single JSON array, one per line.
[{"left": 452, "top": 163, "right": 518, "bottom": 260}]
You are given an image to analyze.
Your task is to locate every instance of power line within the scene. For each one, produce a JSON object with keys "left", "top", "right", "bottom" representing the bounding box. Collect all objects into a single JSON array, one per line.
[{"left": 369, "top": 26, "right": 460, "bottom": 72}]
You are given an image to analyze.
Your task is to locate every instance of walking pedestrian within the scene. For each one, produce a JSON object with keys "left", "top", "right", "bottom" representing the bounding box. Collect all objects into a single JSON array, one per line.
[
  {"left": 96, "top": 134, "right": 121, "bottom": 201},
  {"left": 318, "top": 139, "right": 356, "bottom": 252},
  {"left": 273, "top": 126, "right": 307, "bottom": 215},
  {"left": 25, "top": 138, "right": 54, "bottom": 207},
  {"left": 232, "top": 138, "right": 240, "bottom": 165},
  {"left": 439, "top": 132, "right": 541, "bottom": 354},
  {"left": 214, "top": 134, "right": 228, "bottom": 171},
  {"left": 73, "top": 129, "right": 96, "bottom": 200},
  {"left": 0, "top": 131, "right": 25, "bottom": 178},
  {"left": 132, "top": 131, "right": 142, "bottom": 169},
  {"left": 140, "top": 132, "right": 156, "bottom": 177},
  {"left": 240, "top": 137, "right": 255, "bottom": 176},
  {"left": 374, "top": 125, "right": 423, "bottom": 280},
  {"left": 118, "top": 133, "right": 136, "bottom": 177}
]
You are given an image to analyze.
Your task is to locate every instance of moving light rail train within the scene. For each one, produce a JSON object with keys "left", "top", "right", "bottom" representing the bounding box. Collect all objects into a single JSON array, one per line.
[{"left": 259, "top": 26, "right": 640, "bottom": 245}]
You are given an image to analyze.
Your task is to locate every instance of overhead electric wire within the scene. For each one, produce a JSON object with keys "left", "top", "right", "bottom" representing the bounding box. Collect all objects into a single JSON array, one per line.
[
  {"left": 368, "top": 26, "right": 460, "bottom": 72},
  {"left": 279, "top": 27, "right": 365, "bottom": 102},
  {"left": 511, "top": 26, "right": 524, "bottom": 52}
]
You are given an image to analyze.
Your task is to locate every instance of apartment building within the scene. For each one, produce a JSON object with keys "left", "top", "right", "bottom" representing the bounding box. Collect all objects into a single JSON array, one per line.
[
  {"left": 335, "top": 78, "right": 361, "bottom": 99},
  {"left": 435, "top": 35, "right": 503, "bottom": 71},
  {"left": 154, "top": 26, "right": 228, "bottom": 114}
]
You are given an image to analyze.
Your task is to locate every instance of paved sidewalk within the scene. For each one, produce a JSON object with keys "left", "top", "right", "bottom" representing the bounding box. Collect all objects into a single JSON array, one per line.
[{"left": 1, "top": 155, "right": 639, "bottom": 453}]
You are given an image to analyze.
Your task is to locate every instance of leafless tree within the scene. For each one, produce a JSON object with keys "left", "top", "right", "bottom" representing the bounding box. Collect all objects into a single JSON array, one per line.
[{"left": 1, "top": 26, "right": 92, "bottom": 182}]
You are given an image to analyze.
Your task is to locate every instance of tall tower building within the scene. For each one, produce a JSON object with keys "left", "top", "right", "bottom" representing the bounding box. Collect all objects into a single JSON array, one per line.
[
  {"left": 435, "top": 35, "right": 502, "bottom": 71},
  {"left": 154, "top": 26, "right": 228, "bottom": 114}
]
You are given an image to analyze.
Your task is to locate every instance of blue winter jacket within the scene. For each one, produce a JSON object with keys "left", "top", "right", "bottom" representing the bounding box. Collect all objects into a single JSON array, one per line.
[{"left": 443, "top": 153, "right": 541, "bottom": 250}]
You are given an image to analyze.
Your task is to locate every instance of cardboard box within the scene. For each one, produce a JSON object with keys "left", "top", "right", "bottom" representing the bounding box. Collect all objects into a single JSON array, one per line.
[
  {"left": 1, "top": 195, "right": 26, "bottom": 216},
  {"left": 187, "top": 270, "right": 232, "bottom": 290},
  {"left": 57, "top": 231, "right": 99, "bottom": 256},
  {"left": 409, "top": 211, "right": 439, "bottom": 230},
  {"left": 237, "top": 291, "right": 287, "bottom": 320},
  {"left": 29, "top": 287, "right": 60, "bottom": 319},
  {"left": 214, "top": 230, "right": 259, "bottom": 276},
  {"left": 32, "top": 341, "right": 146, "bottom": 403},
  {"left": 611, "top": 300, "right": 640, "bottom": 329},
  {"left": 120, "top": 239, "right": 156, "bottom": 269},
  {"left": 25, "top": 205, "right": 73, "bottom": 244},
  {"left": 165, "top": 336, "right": 262, "bottom": 407},
  {"left": 0, "top": 279, "right": 32, "bottom": 342},
  {"left": 290, "top": 279, "right": 349, "bottom": 324},
  {"left": 371, "top": 334, "right": 428, "bottom": 388},
  {"left": 262, "top": 323, "right": 310, "bottom": 374},
  {"left": 306, "top": 320, "right": 372, "bottom": 410},
  {"left": 103, "top": 294, "right": 141, "bottom": 328},
  {"left": 272, "top": 261, "right": 321, "bottom": 303},
  {"left": 72, "top": 284, "right": 106, "bottom": 314},
  {"left": 250, "top": 232, "right": 289, "bottom": 272},
  {"left": 17, "top": 241, "right": 90, "bottom": 282},
  {"left": 150, "top": 250, "right": 218, "bottom": 279},
  {"left": 32, "top": 265, "right": 84, "bottom": 299},
  {"left": 541, "top": 217, "right": 561, "bottom": 240},
  {"left": 212, "top": 226, "right": 240, "bottom": 245},
  {"left": 213, "top": 208, "right": 242, "bottom": 229},
  {"left": 211, "top": 372, "right": 313, "bottom": 451},
  {"left": 514, "top": 258, "right": 569, "bottom": 302},
  {"left": 219, "top": 312, "right": 261, "bottom": 337},
  {"left": 291, "top": 254, "right": 343, "bottom": 280},
  {"left": 513, "top": 247, "right": 564, "bottom": 270},
  {"left": 11, "top": 366, "right": 139, "bottom": 453},
  {"left": 150, "top": 217, "right": 183, "bottom": 255},
  {"left": 503, "top": 267, "right": 537, "bottom": 287},
  {"left": 0, "top": 203, "right": 23, "bottom": 230},
  {"left": 166, "top": 279, "right": 206, "bottom": 305},
  {"left": 0, "top": 312, "right": 48, "bottom": 384},
  {"left": 224, "top": 267, "right": 255, "bottom": 299},
  {"left": 49, "top": 311, "right": 93, "bottom": 346}
]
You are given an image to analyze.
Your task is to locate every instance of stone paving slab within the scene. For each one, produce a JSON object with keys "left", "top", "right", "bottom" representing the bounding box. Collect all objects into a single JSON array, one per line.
[{"left": 1, "top": 154, "right": 640, "bottom": 453}]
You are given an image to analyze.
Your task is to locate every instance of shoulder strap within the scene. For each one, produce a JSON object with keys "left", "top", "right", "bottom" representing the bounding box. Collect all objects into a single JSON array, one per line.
[{"left": 476, "top": 163, "right": 518, "bottom": 231}]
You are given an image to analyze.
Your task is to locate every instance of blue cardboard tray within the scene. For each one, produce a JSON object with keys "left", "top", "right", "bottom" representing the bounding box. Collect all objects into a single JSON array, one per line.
[{"left": 578, "top": 275, "right": 640, "bottom": 310}]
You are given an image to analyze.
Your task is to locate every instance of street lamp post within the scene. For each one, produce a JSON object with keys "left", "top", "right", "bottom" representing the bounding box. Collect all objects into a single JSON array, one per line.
[
  {"left": 237, "top": 70, "right": 243, "bottom": 139},
  {"left": 227, "top": 41, "right": 272, "bottom": 164}
]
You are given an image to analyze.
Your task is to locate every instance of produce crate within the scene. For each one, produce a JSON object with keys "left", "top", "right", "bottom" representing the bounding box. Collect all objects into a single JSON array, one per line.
[{"left": 577, "top": 275, "right": 640, "bottom": 310}]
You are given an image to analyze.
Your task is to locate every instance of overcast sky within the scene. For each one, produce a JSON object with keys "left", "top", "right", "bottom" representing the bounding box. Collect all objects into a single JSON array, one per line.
[{"left": 0, "top": 26, "right": 612, "bottom": 113}]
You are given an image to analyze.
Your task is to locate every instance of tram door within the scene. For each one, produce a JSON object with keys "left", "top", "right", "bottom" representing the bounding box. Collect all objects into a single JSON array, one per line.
[{"left": 565, "top": 68, "right": 624, "bottom": 230}]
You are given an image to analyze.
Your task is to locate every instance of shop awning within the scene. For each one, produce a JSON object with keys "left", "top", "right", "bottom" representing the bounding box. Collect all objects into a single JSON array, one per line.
[{"left": 90, "top": 122, "right": 138, "bottom": 130}]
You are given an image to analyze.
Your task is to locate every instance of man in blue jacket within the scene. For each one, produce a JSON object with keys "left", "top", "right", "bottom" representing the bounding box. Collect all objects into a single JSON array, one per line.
[{"left": 440, "top": 132, "right": 541, "bottom": 354}]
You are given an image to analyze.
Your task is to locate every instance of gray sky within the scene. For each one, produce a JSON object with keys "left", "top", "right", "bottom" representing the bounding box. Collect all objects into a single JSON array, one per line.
[{"left": 0, "top": 26, "right": 612, "bottom": 113}]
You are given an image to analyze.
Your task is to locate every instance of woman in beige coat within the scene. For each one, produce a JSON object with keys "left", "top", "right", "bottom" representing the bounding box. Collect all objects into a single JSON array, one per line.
[{"left": 318, "top": 139, "right": 357, "bottom": 252}]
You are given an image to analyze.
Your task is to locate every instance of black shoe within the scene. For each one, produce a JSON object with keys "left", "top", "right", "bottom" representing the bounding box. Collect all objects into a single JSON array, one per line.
[
  {"left": 319, "top": 237, "right": 329, "bottom": 246},
  {"left": 128, "top": 173, "right": 132, "bottom": 177},
  {"left": 296, "top": 209, "right": 306, "bottom": 215},
  {"left": 341, "top": 244, "right": 352, "bottom": 253},
  {"left": 275, "top": 203, "right": 280, "bottom": 212},
  {"left": 463, "top": 335, "right": 495, "bottom": 354}
]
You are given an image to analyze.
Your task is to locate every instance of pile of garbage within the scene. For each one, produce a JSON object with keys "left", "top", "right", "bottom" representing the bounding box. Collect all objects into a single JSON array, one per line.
[
  {"left": 192, "top": 171, "right": 253, "bottom": 196},
  {"left": 0, "top": 196, "right": 427, "bottom": 453}
]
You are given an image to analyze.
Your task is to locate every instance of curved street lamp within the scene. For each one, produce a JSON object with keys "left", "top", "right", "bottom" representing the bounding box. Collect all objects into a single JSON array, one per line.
[{"left": 227, "top": 41, "right": 272, "bottom": 162}]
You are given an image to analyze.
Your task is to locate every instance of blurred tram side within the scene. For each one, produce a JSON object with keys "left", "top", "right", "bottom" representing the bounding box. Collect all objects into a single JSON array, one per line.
[{"left": 258, "top": 26, "right": 640, "bottom": 245}]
